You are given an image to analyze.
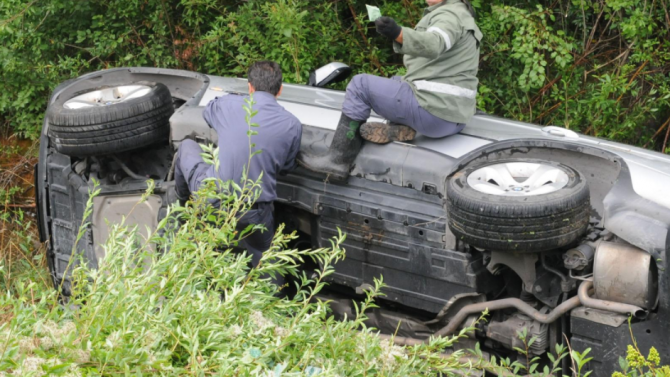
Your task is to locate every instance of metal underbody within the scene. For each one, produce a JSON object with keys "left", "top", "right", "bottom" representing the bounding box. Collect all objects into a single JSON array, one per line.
[{"left": 35, "top": 68, "right": 670, "bottom": 377}]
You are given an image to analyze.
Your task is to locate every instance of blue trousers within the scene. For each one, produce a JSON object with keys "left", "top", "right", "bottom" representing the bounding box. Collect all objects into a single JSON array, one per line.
[
  {"left": 174, "top": 140, "right": 281, "bottom": 286},
  {"left": 342, "top": 74, "right": 465, "bottom": 138}
]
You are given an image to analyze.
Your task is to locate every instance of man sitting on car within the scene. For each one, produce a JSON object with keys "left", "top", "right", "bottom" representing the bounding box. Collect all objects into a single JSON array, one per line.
[
  {"left": 174, "top": 61, "right": 302, "bottom": 289},
  {"left": 299, "top": 0, "right": 482, "bottom": 180}
]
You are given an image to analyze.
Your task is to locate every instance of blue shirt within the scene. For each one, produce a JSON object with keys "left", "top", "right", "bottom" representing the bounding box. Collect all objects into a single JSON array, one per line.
[{"left": 203, "top": 91, "right": 302, "bottom": 203}]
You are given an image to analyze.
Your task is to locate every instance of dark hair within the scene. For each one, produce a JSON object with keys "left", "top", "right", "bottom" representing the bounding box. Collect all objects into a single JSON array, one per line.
[{"left": 248, "top": 61, "right": 283, "bottom": 96}]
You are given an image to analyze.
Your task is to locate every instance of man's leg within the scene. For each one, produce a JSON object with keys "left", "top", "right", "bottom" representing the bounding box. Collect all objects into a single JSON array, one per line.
[
  {"left": 343, "top": 74, "right": 418, "bottom": 144},
  {"left": 345, "top": 74, "right": 464, "bottom": 142},
  {"left": 343, "top": 74, "right": 413, "bottom": 123},
  {"left": 237, "top": 203, "right": 285, "bottom": 289},
  {"left": 298, "top": 73, "right": 438, "bottom": 179},
  {"left": 297, "top": 74, "right": 405, "bottom": 179},
  {"left": 413, "top": 107, "right": 466, "bottom": 139},
  {"left": 174, "top": 139, "right": 206, "bottom": 202}
]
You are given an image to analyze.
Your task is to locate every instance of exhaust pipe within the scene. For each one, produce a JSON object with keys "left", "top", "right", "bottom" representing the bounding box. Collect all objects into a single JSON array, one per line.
[
  {"left": 384, "top": 281, "right": 646, "bottom": 347},
  {"left": 384, "top": 294, "right": 581, "bottom": 345},
  {"left": 577, "top": 280, "right": 647, "bottom": 319}
]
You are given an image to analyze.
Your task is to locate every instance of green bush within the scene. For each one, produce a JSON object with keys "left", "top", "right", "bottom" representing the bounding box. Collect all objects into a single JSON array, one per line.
[
  {"left": 2, "top": 0, "right": 669, "bottom": 151},
  {"left": 0, "top": 96, "right": 480, "bottom": 375},
  {"left": 0, "top": 185, "right": 477, "bottom": 375}
]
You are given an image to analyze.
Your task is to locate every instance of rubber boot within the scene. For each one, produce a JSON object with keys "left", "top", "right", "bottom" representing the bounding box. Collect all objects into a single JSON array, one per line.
[
  {"left": 297, "top": 113, "right": 364, "bottom": 180},
  {"left": 360, "top": 122, "right": 416, "bottom": 144}
]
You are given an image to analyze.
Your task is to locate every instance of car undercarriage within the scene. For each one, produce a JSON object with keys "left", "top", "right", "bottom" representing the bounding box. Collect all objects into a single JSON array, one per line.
[{"left": 36, "top": 67, "right": 670, "bottom": 377}]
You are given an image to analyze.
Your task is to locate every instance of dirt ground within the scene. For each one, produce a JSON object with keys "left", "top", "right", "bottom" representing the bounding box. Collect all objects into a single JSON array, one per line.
[
  {"left": 1, "top": 135, "right": 37, "bottom": 207},
  {"left": 0, "top": 133, "right": 41, "bottom": 276}
]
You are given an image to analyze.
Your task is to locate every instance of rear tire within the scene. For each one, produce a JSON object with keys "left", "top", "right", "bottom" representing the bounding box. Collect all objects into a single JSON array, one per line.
[
  {"left": 46, "top": 82, "right": 173, "bottom": 156},
  {"left": 446, "top": 159, "right": 590, "bottom": 253}
]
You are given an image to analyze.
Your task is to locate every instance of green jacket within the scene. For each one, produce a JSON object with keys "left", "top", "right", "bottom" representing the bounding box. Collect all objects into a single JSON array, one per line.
[{"left": 393, "top": 0, "right": 482, "bottom": 124}]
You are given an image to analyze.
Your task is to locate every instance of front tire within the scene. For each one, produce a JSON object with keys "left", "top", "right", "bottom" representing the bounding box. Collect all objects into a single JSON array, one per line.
[{"left": 446, "top": 159, "right": 590, "bottom": 253}]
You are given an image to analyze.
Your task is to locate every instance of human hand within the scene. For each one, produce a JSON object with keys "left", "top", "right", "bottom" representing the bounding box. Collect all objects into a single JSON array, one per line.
[{"left": 375, "top": 17, "right": 402, "bottom": 40}]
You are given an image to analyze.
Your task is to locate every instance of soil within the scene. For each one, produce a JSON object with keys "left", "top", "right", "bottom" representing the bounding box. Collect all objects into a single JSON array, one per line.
[
  {"left": 1, "top": 133, "right": 40, "bottom": 264},
  {"left": 1, "top": 134, "right": 38, "bottom": 208}
]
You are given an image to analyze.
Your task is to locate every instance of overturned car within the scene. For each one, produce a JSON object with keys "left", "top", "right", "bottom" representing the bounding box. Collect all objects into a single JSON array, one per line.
[{"left": 35, "top": 66, "right": 670, "bottom": 376}]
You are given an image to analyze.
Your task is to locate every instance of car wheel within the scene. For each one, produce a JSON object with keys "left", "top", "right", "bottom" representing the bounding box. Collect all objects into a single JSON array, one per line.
[
  {"left": 46, "top": 82, "right": 174, "bottom": 156},
  {"left": 446, "top": 159, "right": 590, "bottom": 253}
]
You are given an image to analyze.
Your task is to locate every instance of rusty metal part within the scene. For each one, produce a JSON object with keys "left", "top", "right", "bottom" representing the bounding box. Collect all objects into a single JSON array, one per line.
[
  {"left": 433, "top": 294, "right": 581, "bottom": 338},
  {"left": 424, "top": 293, "right": 486, "bottom": 325},
  {"left": 382, "top": 280, "right": 645, "bottom": 351},
  {"left": 593, "top": 241, "right": 658, "bottom": 309},
  {"left": 383, "top": 294, "right": 582, "bottom": 346},
  {"left": 577, "top": 280, "right": 647, "bottom": 319},
  {"left": 487, "top": 313, "right": 549, "bottom": 355},
  {"left": 563, "top": 243, "right": 595, "bottom": 271}
]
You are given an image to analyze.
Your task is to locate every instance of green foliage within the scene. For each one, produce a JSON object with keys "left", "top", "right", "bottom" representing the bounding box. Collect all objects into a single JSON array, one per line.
[
  {"left": 472, "top": 327, "right": 570, "bottom": 377},
  {"left": 613, "top": 345, "right": 670, "bottom": 377},
  {"left": 4, "top": 0, "right": 668, "bottom": 151},
  {"left": 612, "top": 320, "right": 670, "bottom": 377},
  {"left": 0, "top": 97, "right": 483, "bottom": 375},
  {"left": 0, "top": 159, "right": 482, "bottom": 376},
  {"left": 476, "top": 0, "right": 670, "bottom": 146}
]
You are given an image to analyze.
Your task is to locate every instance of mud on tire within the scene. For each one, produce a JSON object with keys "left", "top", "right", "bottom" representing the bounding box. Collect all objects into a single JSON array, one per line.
[
  {"left": 46, "top": 81, "right": 174, "bottom": 156},
  {"left": 446, "top": 159, "right": 590, "bottom": 253}
]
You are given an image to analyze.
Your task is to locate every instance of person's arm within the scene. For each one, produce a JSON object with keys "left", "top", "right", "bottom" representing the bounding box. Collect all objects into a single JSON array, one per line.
[
  {"left": 382, "top": 13, "right": 463, "bottom": 60},
  {"left": 203, "top": 98, "right": 218, "bottom": 128},
  {"left": 279, "top": 120, "right": 302, "bottom": 175}
]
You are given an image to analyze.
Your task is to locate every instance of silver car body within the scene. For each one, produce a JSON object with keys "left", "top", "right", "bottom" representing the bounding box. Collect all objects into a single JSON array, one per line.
[{"left": 177, "top": 75, "right": 670, "bottom": 254}]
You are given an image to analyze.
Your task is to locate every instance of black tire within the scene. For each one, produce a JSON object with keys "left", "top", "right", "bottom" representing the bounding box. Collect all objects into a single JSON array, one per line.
[
  {"left": 46, "top": 81, "right": 174, "bottom": 156},
  {"left": 446, "top": 159, "right": 590, "bottom": 253}
]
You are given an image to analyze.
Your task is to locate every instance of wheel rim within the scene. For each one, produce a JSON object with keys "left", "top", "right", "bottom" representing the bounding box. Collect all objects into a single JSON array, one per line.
[
  {"left": 63, "top": 85, "right": 152, "bottom": 109},
  {"left": 466, "top": 162, "right": 570, "bottom": 196}
]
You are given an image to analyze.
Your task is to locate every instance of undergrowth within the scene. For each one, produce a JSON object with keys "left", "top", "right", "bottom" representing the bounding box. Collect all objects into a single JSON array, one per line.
[
  {"left": 0, "top": 97, "right": 480, "bottom": 376},
  {"left": 2, "top": 0, "right": 670, "bottom": 151}
]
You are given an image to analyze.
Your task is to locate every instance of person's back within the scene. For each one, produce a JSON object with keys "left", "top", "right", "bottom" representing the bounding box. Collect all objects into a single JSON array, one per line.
[
  {"left": 399, "top": 0, "right": 482, "bottom": 124},
  {"left": 204, "top": 90, "right": 301, "bottom": 203}
]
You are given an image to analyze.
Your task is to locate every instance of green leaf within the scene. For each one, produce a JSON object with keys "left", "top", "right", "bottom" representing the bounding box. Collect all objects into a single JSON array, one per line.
[
  {"left": 43, "top": 363, "right": 72, "bottom": 374},
  {"left": 249, "top": 348, "right": 262, "bottom": 358}
]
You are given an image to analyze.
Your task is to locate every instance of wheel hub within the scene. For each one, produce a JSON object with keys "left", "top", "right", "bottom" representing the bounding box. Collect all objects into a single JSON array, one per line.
[
  {"left": 64, "top": 85, "right": 152, "bottom": 109},
  {"left": 467, "top": 162, "right": 570, "bottom": 196}
]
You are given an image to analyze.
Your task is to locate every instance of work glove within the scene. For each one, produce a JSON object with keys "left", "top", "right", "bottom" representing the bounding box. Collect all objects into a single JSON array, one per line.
[{"left": 375, "top": 17, "right": 402, "bottom": 40}]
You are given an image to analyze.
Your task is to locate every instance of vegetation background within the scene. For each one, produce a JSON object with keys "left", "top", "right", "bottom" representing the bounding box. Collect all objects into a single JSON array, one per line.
[
  {"left": 2, "top": 0, "right": 670, "bottom": 375},
  {"left": 1, "top": 0, "right": 670, "bottom": 152}
]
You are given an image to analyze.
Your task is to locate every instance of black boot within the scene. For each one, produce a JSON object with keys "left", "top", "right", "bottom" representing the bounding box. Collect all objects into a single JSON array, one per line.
[{"left": 297, "top": 113, "right": 364, "bottom": 180}]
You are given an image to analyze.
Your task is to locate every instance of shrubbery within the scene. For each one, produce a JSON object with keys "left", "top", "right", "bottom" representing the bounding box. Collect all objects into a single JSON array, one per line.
[
  {"left": 0, "top": 188, "right": 471, "bottom": 375},
  {"left": 0, "top": 107, "right": 481, "bottom": 374},
  {"left": 2, "top": 0, "right": 670, "bottom": 152}
]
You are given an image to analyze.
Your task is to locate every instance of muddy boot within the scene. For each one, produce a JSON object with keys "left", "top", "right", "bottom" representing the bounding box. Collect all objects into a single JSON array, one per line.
[
  {"left": 297, "top": 113, "right": 364, "bottom": 180},
  {"left": 360, "top": 122, "right": 416, "bottom": 144}
]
